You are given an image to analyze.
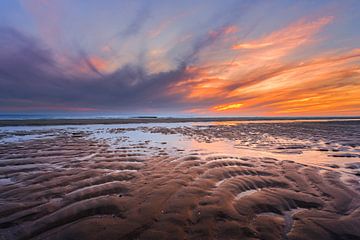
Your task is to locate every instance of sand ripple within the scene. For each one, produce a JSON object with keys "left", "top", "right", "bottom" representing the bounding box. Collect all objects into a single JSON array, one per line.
[{"left": 0, "top": 127, "right": 359, "bottom": 240}]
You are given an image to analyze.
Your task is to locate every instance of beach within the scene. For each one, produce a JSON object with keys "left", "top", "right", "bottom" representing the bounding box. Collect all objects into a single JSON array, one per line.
[{"left": 0, "top": 119, "right": 359, "bottom": 240}]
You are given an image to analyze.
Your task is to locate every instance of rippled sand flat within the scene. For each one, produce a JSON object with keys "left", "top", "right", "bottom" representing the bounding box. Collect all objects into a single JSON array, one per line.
[{"left": 0, "top": 120, "right": 359, "bottom": 240}]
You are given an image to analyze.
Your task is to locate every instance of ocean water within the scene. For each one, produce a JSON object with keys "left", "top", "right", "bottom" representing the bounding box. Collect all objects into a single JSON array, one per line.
[
  {"left": 0, "top": 113, "right": 137, "bottom": 120},
  {"left": 1, "top": 113, "right": 359, "bottom": 120},
  {"left": 0, "top": 113, "right": 196, "bottom": 120}
]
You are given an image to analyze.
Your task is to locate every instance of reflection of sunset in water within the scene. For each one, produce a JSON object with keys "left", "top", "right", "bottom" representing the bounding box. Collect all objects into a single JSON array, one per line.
[{"left": 185, "top": 137, "right": 357, "bottom": 167}]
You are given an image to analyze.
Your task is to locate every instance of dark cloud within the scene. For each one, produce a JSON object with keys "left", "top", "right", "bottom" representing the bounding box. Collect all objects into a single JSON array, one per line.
[
  {"left": 121, "top": 3, "right": 151, "bottom": 37},
  {"left": 0, "top": 27, "right": 198, "bottom": 112}
]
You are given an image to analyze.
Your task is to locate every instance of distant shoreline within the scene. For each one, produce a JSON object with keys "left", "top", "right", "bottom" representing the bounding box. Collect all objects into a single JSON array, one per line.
[{"left": 0, "top": 116, "right": 359, "bottom": 127}]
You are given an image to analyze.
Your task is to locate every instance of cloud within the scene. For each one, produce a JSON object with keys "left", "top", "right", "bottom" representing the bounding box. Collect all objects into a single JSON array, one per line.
[
  {"left": 215, "top": 49, "right": 360, "bottom": 115},
  {"left": 213, "top": 103, "right": 243, "bottom": 111},
  {"left": 162, "top": 16, "right": 359, "bottom": 116},
  {"left": 0, "top": 27, "right": 196, "bottom": 112},
  {"left": 232, "top": 16, "right": 333, "bottom": 60},
  {"left": 120, "top": 3, "right": 151, "bottom": 38},
  {"left": 0, "top": 9, "right": 359, "bottom": 116},
  {"left": 19, "top": 0, "right": 63, "bottom": 50}
]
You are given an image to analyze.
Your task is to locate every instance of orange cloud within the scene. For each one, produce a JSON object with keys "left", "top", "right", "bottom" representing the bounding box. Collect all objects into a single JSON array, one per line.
[
  {"left": 173, "top": 28, "right": 359, "bottom": 116},
  {"left": 232, "top": 42, "right": 273, "bottom": 49},
  {"left": 213, "top": 103, "right": 243, "bottom": 111},
  {"left": 225, "top": 50, "right": 360, "bottom": 116},
  {"left": 170, "top": 16, "right": 337, "bottom": 107},
  {"left": 232, "top": 16, "right": 333, "bottom": 60},
  {"left": 75, "top": 55, "right": 114, "bottom": 77},
  {"left": 88, "top": 56, "right": 108, "bottom": 72}
]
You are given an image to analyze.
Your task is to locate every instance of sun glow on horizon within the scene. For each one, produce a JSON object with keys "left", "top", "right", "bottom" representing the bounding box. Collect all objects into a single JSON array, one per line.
[{"left": 0, "top": 1, "right": 359, "bottom": 116}]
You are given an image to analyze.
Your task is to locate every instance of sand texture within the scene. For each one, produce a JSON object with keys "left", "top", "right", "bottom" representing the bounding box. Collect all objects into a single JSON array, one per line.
[{"left": 0, "top": 121, "right": 359, "bottom": 240}]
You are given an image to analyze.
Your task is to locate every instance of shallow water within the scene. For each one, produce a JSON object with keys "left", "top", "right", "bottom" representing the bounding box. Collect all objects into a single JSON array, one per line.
[{"left": 1, "top": 120, "right": 359, "bottom": 168}]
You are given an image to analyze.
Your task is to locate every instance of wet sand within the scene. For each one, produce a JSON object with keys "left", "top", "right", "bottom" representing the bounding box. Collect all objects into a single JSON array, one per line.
[{"left": 0, "top": 120, "right": 359, "bottom": 240}]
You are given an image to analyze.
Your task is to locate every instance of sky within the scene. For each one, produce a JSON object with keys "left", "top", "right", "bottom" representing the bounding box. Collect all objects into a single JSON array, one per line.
[{"left": 0, "top": 0, "right": 359, "bottom": 116}]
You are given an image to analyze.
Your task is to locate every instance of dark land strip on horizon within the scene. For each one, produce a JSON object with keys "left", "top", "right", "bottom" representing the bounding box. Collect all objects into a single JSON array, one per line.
[{"left": 0, "top": 116, "right": 360, "bottom": 126}]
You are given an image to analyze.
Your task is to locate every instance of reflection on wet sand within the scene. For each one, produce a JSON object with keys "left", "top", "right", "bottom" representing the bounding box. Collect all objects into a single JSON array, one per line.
[{"left": 0, "top": 120, "right": 359, "bottom": 240}]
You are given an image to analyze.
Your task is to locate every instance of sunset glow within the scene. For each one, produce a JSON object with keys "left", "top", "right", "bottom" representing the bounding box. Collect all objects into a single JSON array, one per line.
[
  {"left": 0, "top": 0, "right": 359, "bottom": 116},
  {"left": 1, "top": 3, "right": 360, "bottom": 239},
  {"left": 213, "top": 103, "right": 243, "bottom": 111}
]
